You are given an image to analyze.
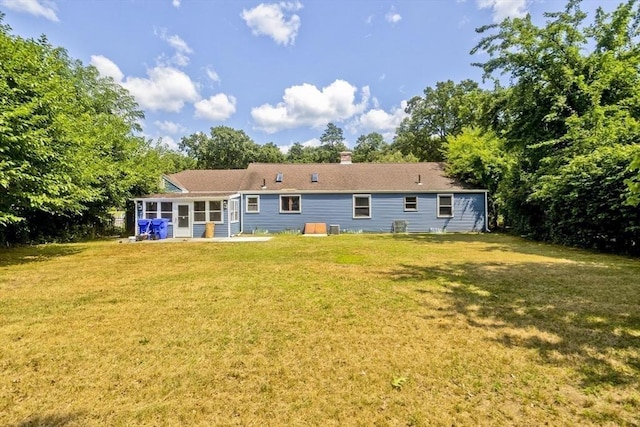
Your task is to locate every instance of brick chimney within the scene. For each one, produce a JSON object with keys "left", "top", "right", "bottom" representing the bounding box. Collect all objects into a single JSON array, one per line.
[{"left": 340, "top": 151, "right": 352, "bottom": 164}]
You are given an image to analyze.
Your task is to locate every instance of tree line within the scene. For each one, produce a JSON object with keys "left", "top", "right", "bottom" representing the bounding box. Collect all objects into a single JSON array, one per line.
[{"left": 2, "top": 1, "right": 640, "bottom": 254}]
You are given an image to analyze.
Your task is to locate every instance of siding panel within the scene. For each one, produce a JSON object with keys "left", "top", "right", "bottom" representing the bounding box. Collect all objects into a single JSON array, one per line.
[{"left": 242, "top": 193, "right": 485, "bottom": 233}]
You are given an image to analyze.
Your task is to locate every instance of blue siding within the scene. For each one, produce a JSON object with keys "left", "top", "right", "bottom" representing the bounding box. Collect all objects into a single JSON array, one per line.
[
  {"left": 162, "top": 177, "right": 183, "bottom": 193},
  {"left": 167, "top": 224, "right": 174, "bottom": 238},
  {"left": 242, "top": 193, "right": 486, "bottom": 233}
]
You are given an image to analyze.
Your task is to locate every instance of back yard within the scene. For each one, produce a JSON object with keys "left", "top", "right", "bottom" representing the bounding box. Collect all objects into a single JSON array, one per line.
[{"left": 1, "top": 234, "right": 639, "bottom": 426}]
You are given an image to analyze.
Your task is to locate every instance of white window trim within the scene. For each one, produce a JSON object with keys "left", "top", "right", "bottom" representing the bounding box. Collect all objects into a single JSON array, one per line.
[
  {"left": 208, "top": 200, "right": 224, "bottom": 224},
  {"left": 144, "top": 200, "right": 173, "bottom": 223},
  {"left": 353, "top": 194, "right": 372, "bottom": 219},
  {"left": 437, "top": 194, "right": 454, "bottom": 218},
  {"left": 279, "top": 195, "right": 301, "bottom": 214},
  {"left": 404, "top": 196, "right": 418, "bottom": 212},
  {"left": 193, "top": 200, "right": 225, "bottom": 224},
  {"left": 246, "top": 195, "right": 260, "bottom": 214}
]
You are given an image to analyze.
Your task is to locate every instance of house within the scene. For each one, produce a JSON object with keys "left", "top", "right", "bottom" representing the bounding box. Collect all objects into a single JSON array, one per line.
[{"left": 133, "top": 153, "right": 488, "bottom": 238}]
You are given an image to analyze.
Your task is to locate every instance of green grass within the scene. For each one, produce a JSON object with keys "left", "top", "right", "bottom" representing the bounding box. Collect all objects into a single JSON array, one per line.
[{"left": 1, "top": 233, "right": 639, "bottom": 426}]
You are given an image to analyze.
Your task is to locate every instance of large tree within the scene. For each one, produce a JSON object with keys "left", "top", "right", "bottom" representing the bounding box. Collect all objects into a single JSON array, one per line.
[
  {"left": 472, "top": 0, "right": 640, "bottom": 253},
  {"left": 352, "top": 132, "right": 388, "bottom": 162},
  {"left": 179, "top": 126, "right": 260, "bottom": 169},
  {"left": 317, "top": 123, "right": 348, "bottom": 163},
  {"left": 394, "top": 79, "right": 485, "bottom": 161},
  {"left": 0, "top": 17, "right": 161, "bottom": 243}
]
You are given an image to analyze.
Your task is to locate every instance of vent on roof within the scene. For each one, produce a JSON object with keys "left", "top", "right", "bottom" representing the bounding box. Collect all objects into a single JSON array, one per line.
[
  {"left": 311, "top": 173, "right": 318, "bottom": 183},
  {"left": 276, "top": 173, "right": 283, "bottom": 182}
]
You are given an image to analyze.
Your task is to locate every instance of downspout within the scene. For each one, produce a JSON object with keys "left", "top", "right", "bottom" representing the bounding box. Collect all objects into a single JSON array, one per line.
[{"left": 240, "top": 194, "right": 244, "bottom": 235}]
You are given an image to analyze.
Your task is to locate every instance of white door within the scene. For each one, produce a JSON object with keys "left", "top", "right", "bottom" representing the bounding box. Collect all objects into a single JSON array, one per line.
[{"left": 175, "top": 204, "right": 191, "bottom": 237}]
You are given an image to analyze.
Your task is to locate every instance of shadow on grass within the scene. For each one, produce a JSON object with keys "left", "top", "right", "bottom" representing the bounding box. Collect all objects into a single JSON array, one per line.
[
  {"left": 0, "top": 245, "right": 86, "bottom": 267},
  {"left": 9, "top": 413, "right": 83, "bottom": 427},
  {"left": 391, "top": 232, "right": 639, "bottom": 263},
  {"left": 391, "top": 259, "right": 640, "bottom": 392}
]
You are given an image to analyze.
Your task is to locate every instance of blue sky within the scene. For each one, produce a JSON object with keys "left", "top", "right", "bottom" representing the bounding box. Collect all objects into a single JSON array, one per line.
[{"left": 0, "top": 0, "right": 613, "bottom": 152}]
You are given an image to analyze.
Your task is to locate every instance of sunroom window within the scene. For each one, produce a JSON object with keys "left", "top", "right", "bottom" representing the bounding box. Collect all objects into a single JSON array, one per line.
[
  {"left": 194, "top": 201, "right": 206, "bottom": 222},
  {"left": 145, "top": 202, "right": 157, "bottom": 219},
  {"left": 160, "top": 202, "right": 173, "bottom": 220},
  {"left": 209, "top": 201, "right": 222, "bottom": 222}
]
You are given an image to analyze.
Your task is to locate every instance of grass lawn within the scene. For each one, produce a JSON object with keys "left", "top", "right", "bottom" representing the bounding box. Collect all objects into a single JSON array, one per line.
[{"left": 1, "top": 233, "right": 639, "bottom": 426}]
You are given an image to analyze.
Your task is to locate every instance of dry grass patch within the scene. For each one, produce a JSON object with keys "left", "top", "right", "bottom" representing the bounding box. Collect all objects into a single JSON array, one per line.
[{"left": 1, "top": 234, "right": 639, "bottom": 426}]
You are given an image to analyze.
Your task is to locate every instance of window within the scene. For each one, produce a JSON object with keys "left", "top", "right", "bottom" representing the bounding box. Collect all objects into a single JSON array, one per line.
[
  {"left": 209, "top": 201, "right": 222, "bottom": 222},
  {"left": 353, "top": 194, "right": 371, "bottom": 218},
  {"left": 230, "top": 199, "right": 239, "bottom": 223},
  {"left": 194, "top": 201, "right": 206, "bottom": 222},
  {"left": 160, "top": 202, "right": 173, "bottom": 220},
  {"left": 438, "top": 194, "right": 454, "bottom": 217},
  {"left": 404, "top": 196, "right": 418, "bottom": 211},
  {"left": 144, "top": 201, "right": 173, "bottom": 222},
  {"left": 145, "top": 202, "right": 157, "bottom": 219},
  {"left": 246, "top": 196, "right": 260, "bottom": 213},
  {"left": 280, "top": 195, "right": 301, "bottom": 213}
]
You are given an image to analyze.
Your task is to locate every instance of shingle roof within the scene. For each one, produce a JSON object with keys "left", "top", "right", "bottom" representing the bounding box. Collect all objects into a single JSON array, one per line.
[
  {"left": 242, "top": 162, "right": 474, "bottom": 192},
  {"left": 158, "top": 162, "right": 481, "bottom": 195},
  {"left": 168, "top": 169, "right": 247, "bottom": 192}
]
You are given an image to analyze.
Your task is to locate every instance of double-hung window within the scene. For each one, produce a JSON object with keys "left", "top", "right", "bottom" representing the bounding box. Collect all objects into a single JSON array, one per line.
[
  {"left": 280, "top": 195, "right": 301, "bottom": 213},
  {"left": 160, "top": 202, "right": 173, "bottom": 220},
  {"left": 209, "top": 201, "right": 222, "bottom": 222},
  {"left": 194, "top": 201, "right": 207, "bottom": 222},
  {"left": 194, "top": 201, "right": 224, "bottom": 223},
  {"left": 353, "top": 194, "right": 371, "bottom": 218},
  {"left": 246, "top": 196, "right": 260, "bottom": 213},
  {"left": 145, "top": 202, "right": 158, "bottom": 219},
  {"left": 404, "top": 196, "right": 418, "bottom": 211},
  {"left": 437, "top": 194, "right": 454, "bottom": 218}
]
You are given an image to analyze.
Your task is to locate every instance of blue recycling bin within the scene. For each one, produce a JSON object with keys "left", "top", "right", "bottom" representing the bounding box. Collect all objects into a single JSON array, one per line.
[
  {"left": 137, "top": 219, "right": 152, "bottom": 236},
  {"left": 151, "top": 218, "right": 169, "bottom": 239}
]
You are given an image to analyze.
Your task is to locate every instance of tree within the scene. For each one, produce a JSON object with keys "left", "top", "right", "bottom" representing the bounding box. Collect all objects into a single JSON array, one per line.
[
  {"left": 179, "top": 126, "right": 259, "bottom": 169},
  {"left": 445, "top": 127, "right": 513, "bottom": 229},
  {"left": 352, "top": 132, "right": 388, "bottom": 162},
  {"left": 317, "top": 123, "right": 348, "bottom": 163},
  {"left": 0, "top": 17, "right": 159, "bottom": 243},
  {"left": 256, "top": 142, "right": 285, "bottom": 163},
  {"left": 471, "top": 0, "right": 640, "bottom": 252},
  {"left": 394, "top": 79, "right": 484, "bottom": 161}
]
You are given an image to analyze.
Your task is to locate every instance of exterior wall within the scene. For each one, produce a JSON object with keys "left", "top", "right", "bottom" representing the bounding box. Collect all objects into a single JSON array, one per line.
[
  {"left": 241, "top": 193, "right": 486, "bottom": 234},
  {"left": 162, "top": 177, "right": 183, "bottom": 193}
]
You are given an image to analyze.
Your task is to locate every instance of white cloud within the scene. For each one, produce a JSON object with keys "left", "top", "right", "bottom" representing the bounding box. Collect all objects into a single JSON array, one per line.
[
  {"left": 155, "top": 120, "right": 187, "bottom": 134},
  {"left": 353, "top": 101, "right": 408, "bottom": 140},
  {"left": 91, "top": 56, "right": 199, "bottom": 113},
  {"left": 241, "top": 1, "right": 303, "bottom": 46},
  {"left": 1, "top": 0, "right": 58, "bottom": 21},
  {"left": 157, "top": 135, "right": 179, "bottom": 150},
  {"left": 477, "top": 0, "right": 528, "bottom": 22},
  {"left": 194, "top": 94, "right": 237, "bottom": 121},
  {"left": 90, "top": 55, "right": 124, "bottom": 82},
  {"left": 172, "top": 0, "right": 180, "bottom": 8},
  {"left": 155, "top": 28, "right": 193, "bottom": 67},
  {"left": 385, "top": 7, "right": 402, "bottom": 24},
  {"left": 251, "top": 79, "right": 370, "bottom": 133},
  {"left": 278, "top": 137, "right": 320, "bottom": 154},
  {"left": 206, "top": 66, "right": 221, "bottom": 84},
  {"left": 124, "top": 66, "right": 199, "bottom": 112}
]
